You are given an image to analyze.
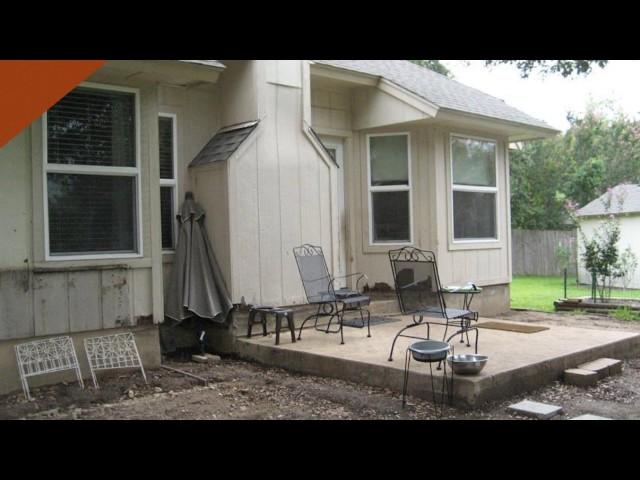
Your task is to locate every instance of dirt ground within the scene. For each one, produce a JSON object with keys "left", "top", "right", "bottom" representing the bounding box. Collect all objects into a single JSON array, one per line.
[{"left": 2, "top": 310, "right": 639, "bottom": 421}]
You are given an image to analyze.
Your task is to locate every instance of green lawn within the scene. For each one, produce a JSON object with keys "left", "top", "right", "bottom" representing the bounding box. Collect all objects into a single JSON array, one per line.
[{"left": 510, "top": 275, "right": 640, "bottom": 312}]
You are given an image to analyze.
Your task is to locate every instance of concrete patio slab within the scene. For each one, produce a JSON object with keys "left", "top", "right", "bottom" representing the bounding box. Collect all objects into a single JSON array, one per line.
[
  {"left": 571, "top": 414, "right": 613, "bottom": 420},
  {"left": 507, "top": 400, "right": 563, "bottom": 419},
  {"left": 236, "top": 316, "right": 640, "bottom": 408}
]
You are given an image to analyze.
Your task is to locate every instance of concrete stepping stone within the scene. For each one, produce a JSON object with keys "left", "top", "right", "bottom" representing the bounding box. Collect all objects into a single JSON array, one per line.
[
  {"left": 507, "top": 400, "right": 563, "bottom": 419},
  {"left": 577, "top": 358, "right": 622, "bottom": 379},
  {"left": 564, "top": 368, "right": 599, "bottom": 387},
  {"left": 571, "top": 414, "right": 612, "bottom": 420}
]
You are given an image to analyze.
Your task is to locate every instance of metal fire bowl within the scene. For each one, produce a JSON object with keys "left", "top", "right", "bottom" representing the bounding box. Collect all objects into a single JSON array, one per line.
[
  {"left": 447, "top": 354, "right": 488, "bottom": 375},
  {"left": 408, "top": 340, "right": 451, "bottom": 362}
]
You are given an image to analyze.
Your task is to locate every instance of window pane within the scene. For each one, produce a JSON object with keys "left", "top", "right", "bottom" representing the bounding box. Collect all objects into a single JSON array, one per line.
[
  {"left": 47, "top": 87, "right": 136, "bottom": 167},
  {"left": 159, "top": 116, "right": 175, "bottom": 179},
  {"left": 452, "top": 137, "right": 496, "bottom": 187},
  {"left": 370, "top": 135, "right": 408, "bottom": 186},
  {"left": 372, "top": 191, "right": 410, "bottom": 242},
  {"left": 161, "top": 186, "right": 175, "bottom": 250},
  {"left": 47, "top": 173, "right": 136, "bottom": 255},
  {"left": 453, "top": 191, "right": 496, "bottom": 240}
]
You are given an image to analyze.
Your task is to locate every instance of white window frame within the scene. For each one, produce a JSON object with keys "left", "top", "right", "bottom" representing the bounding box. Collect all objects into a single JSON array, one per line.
[
  {"left": 42, "top": 81, "right": 143, "bottom": 261},
  {"left": 159, "top": 112, "right": 178, "bottom": 254},
  {"left": 366, "top": 132, "right": 413, "bottom": 246},
  {"left": 450, "top": 133, "right": 499, "bottom": 244}
]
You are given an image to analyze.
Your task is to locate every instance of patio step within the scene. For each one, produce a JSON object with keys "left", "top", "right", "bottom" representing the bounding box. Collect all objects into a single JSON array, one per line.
[
  {"left": 507, "top": 400, "right": 563, "bottom": 419},
  {"left": 577, "top": 358, "right": 622, "bottom": 379},
  {"left": 563, "top": 358, "right": 622, "bottom": 387}
]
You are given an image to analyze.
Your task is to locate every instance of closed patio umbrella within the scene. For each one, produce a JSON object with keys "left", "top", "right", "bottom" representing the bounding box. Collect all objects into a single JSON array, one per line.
[{"left": 164, "top": 192, "right": 233, "bottom": 324}]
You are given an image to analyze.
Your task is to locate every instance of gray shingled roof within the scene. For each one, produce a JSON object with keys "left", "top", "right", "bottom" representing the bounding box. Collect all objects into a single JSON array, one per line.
[
  {"left": 313, "top": 60, "right": 556, "bottom": 132},
  {"left": 190, "top": 121, "right": 259, "bottom": 167},
  {"left": 577, "top": 184, "right": 640, "bottom": 217}
]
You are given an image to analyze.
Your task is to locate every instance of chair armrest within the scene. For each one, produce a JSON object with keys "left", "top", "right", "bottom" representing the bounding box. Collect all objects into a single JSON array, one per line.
[{"left": 329, "top": 273, "right": 369, "bottom": 294}]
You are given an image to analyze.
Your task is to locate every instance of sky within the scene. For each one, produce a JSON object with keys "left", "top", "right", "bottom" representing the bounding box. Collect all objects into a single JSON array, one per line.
[{"left": 441, "top": 60, "right": 640, "bottom": 132}]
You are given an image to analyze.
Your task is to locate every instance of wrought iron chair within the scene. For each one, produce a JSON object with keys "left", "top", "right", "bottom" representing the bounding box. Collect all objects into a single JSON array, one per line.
[
  {"left": 387, "top": 247, "right": 479, "bottom": 361},
  {"left": 293, "top": 244, "right": 371, "bottom": 344}
]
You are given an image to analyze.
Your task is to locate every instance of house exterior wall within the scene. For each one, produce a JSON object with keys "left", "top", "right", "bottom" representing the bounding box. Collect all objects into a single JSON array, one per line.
[
  {"left": 310, "top": 80, "right": 513, "bottom": 315},
  {"left": 577, "top": 215, "right": 640, "bottom": 289},
  {"left": 0, "top": 63, "right": 222, "bottom": 394},
  {"left": 224, "top": 61, "right": 338, "bottom": 307}
]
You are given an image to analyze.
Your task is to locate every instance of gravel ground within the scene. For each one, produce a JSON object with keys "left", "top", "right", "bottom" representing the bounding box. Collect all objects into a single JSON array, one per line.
[{"left": 2, "top": 310, "right": 639, "bottom": 421}]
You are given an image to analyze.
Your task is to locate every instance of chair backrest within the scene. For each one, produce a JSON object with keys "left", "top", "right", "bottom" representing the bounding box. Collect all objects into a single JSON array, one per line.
[
  {"left": 293, "top": 244, "right": 335, "bottom": 304},
  {"left": 388, "top": 247, "right": 446, "bottom": 316}
]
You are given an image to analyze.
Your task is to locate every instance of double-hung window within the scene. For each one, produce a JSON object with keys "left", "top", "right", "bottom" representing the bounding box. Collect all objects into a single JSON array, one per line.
[
  {"left": 368, "top": 133, "right": 412, "bottom": 244},
  {"left": 451, "top": 135, "right": 498, "bottom": 241},
  {"left": 159, "top": 114, "right": 178, "bottom": 251},
  {"left": 44, "top": 83, "right": 140, "bottom": 260}
]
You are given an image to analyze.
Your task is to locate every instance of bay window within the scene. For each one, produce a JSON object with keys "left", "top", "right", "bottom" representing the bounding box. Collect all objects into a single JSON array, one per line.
[
  {"left": 368, "top": 133, "right": 412, "bottom": 244},
  {"left": 451, "top": 135, "right": 498, "bottom": 241},
  {"left": 44, "top": 84, "right": 140, "bottom": 259}
]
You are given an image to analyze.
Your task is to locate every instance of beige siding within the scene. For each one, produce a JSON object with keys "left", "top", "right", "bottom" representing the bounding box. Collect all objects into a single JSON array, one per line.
[
  {"left": 0, "top": 66, "right": 223, "bottom": 341},
  {"left": 227, "top": 62, "right": 335, "bottom": 307},
  {"left": 311, "top": 86, "right": 352, "bottom": 132}
]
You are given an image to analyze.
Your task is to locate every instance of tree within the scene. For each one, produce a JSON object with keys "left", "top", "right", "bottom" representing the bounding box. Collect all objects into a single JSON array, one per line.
[
  {"left": 409, "top": 60, "right": 452, "bottom": 77},
  {"left": 486, "top": 60, "right": 608, "bottom": 78},
  {"left": 510, "top": 102, "right": 640, "bottom": 231}
]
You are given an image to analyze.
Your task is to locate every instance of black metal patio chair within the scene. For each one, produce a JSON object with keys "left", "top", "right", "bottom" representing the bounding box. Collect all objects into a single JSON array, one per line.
[
  {"left": 293, "top": 244, "right": 371, "bottom": 344},
  {"left": 387, "top": 247, "right": 479, "bottom": 361}
]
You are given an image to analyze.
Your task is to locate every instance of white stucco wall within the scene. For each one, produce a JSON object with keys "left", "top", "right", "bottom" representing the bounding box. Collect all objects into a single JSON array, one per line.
[{"left": 577, "top": 215, "right": 640, "bottom": 289}]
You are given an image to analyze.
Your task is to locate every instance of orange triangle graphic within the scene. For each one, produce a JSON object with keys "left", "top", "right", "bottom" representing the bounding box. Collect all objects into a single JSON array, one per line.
[{"left": 0, "top": 60, "right": 106, "bottom": 148}]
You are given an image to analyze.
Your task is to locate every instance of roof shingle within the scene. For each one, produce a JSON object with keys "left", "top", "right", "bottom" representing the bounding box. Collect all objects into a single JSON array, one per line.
[
  {"left": 313, "top": 60, "right": 556, "bottom": 132},
  {"left": 577, "top": 184, "right": 640, "bottom": 217}
]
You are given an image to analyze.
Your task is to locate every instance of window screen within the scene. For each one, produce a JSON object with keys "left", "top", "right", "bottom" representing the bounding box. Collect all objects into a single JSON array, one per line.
[{"left": 45, "top": 86, "right": 139, "bottom": 257}]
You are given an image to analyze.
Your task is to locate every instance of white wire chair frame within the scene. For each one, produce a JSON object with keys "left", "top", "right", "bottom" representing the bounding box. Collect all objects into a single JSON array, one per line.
[
  {"left": 83, "top": 332, "right": 148, "bottom": 388},
  {"left": 14, "top": 335, "right": 85, "bottom": 401}
]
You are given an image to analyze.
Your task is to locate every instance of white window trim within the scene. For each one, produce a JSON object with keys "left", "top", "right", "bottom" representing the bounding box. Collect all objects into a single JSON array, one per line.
[
  {"left": 449, "top": 133, "right": 499, "bottom": 244},
  {"left": 366, "top": 132, "right": 413, "bottom": 246},
  {"left": 159, "top": 112, "right": 178, "bottom": 254},
  {"left": 43, "top": 81, "right": 143, "bottom": 261}
]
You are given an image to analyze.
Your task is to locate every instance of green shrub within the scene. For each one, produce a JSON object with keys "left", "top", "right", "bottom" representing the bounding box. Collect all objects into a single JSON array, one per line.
[{"left": 611, "top": 306, "right": 640, "bottom": 322}]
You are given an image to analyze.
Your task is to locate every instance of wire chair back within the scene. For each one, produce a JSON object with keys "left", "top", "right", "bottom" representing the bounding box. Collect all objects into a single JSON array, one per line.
[
  {"left": 388, "top": 247, "right": 447, "bottom": 316},
  {"left": 293, "top": 244, "right": 335, "bottom": 304}
]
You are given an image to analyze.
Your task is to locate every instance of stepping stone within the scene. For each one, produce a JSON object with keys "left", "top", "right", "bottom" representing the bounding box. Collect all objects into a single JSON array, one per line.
[
  {"left": 507, "top": 400, "right": 563, "bottom": 419},
  {"left": 564, "top": 368, "right": 599, "bottom": 387},
  {"left": 578, "top": 358, "right": 622, "bottom": 379},
  {"left": 571, "top": 414, "right": 612, "bottom": 420}
]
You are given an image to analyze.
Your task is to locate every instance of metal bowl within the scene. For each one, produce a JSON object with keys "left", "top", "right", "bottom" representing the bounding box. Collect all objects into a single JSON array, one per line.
[
  {"left": 409, "top": 340, "right": 451, "bottom": 362},
  {"left": 447, "top": 354, "right": 488, "bottom": 375}
]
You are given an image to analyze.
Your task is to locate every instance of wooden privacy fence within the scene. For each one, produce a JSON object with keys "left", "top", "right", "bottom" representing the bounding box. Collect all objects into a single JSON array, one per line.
[{"left": 511, "top": 229, "right": 577, "bottom": 276}]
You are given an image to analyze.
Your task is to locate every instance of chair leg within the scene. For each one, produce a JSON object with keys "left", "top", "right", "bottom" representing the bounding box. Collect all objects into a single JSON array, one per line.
[
  {"left": 388, "top": 322, "right": 426, "bottom": 361},
  {"left": 366, "top": 309, "right": 371, "bottom": 338},
  {"left": 275, "top": 314, "right": 282, "bottom": 346},
  {"left": 288, "top": 313, "right": 296, "bottom": 343},
  {"left": 298, "top": 305, "right": 321, "bottom": 340},
  {"left": 247, "top": 310, "right": 256, "bottom": 338},
  {"left": 260, "top": 312, "right": 268, "bottom": 337},
  {"left": 339, "top": 308, "right": 345, "bottom": 345}
]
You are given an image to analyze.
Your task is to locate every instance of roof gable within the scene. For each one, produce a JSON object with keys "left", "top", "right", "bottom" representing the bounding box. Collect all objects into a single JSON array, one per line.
[
  {"left": 313, "top": 60, "right": 557, "bottom": 133},
  {"left": 577, "top": 184, "right": 640, "bottom": 217}
]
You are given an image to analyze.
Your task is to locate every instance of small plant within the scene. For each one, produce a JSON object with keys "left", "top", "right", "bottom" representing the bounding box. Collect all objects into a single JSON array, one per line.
[
  {"left": 614, "top": 246, "right": 638, "bottom": 292},
  {"left": 568, "top": 187, "right": 626, "bottom": 302},
  {"left": 611, "top": 305, "right": 640, "bottom": 322}
]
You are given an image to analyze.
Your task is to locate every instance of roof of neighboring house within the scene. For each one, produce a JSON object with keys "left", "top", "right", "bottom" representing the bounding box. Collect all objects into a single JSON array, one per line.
[
  {"left": 180, "top": 60, "right": 226, "bottom": 69},
  {"left": 313, "top": 60, "right": 557, "bottom": 132},
  {"left": 190, "top": 120, "right": 259, "bottom": 167},
  {"left": 577, "top": 184, "right": 640, "bottom": 217}
]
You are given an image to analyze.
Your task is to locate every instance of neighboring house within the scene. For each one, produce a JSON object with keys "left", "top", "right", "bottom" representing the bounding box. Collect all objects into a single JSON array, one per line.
[
  {"left": 576, "top": 183, "right": 640, "bottom": 288},
  {"left": 0, "top": 60, "right": 557, "bottom": 394}
]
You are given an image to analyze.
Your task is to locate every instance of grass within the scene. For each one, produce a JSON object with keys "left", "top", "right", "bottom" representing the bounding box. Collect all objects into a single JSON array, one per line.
[{"left": 510, "top": 275, "right": 640, "bottom": 312}]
